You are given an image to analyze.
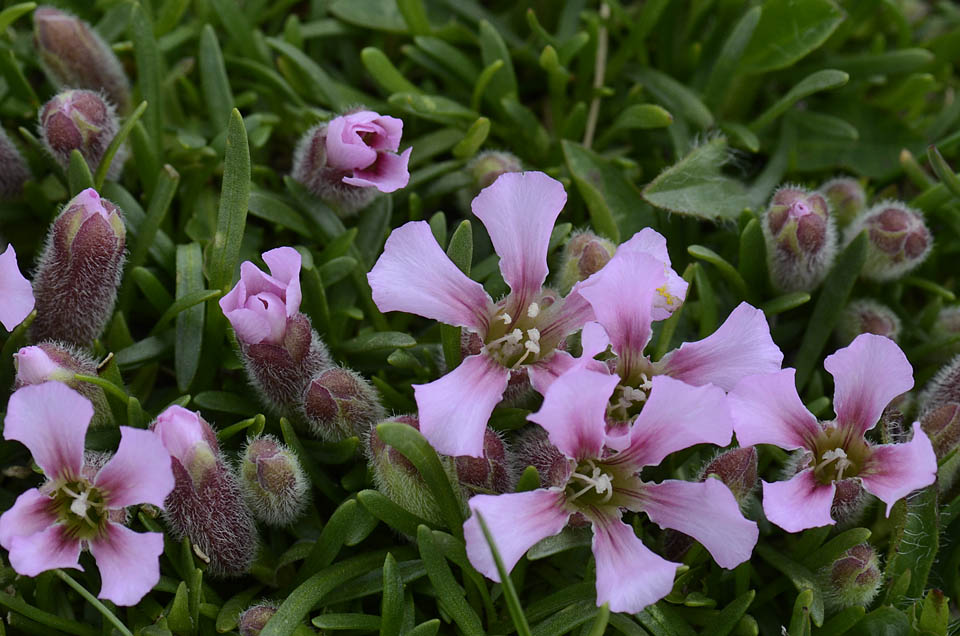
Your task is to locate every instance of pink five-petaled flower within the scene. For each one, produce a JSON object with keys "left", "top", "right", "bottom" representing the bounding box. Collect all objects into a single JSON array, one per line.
[
  {"left": 0, "top": 382, "right": 174, "bottom": 605},
  {"left": 464, "top": 367, "right": 758, "bottom": 613},
  {"left": 219, "top": 246, "right": 302, "bottom": 347},
  {"left": 728, "top": 333, "right": 938, "bottom": 533},
  {"left": 0, "top": 243, "right": 34, "bottom": 331},
  {"left": 326, "top": 111, "right": 411, "bottom": 193}
]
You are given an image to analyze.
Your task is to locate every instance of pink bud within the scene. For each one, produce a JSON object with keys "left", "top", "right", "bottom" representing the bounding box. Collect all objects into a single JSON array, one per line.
[
  {"left": 819, "top": 177, "right": 866, "bottom": 227},
  {"left": 38, "top": 89, "right": 127, "bottom": 179},
  {"left": 14, "top": 342, "right": 112, "bottom": 426},
  {"left": 558, "top": 231, "right": 616, "bottom": 295},
  {"left": 846, "top": 201, "right": 932, "bottom": 282},
  {"left": 699, "top": 447, "right": 758, "bottom": 509},
  {"left": 301, "top": 366, "right": 384, "bottom": 441},
  {"left": 238, "top": 603, "right": 277, "bottom": 636},
  {"left": 0, "top": 128, "right": 30, "bottom": 199},
  {"left": 455, "top": 427, "right": 513, "bottom": 495},
  {"left": 819, "top": 543, "right": 881, "bottom": 610},
  {"left": 31, "top": 188, "right": 126, "bottom": 346},
  {"left": 509, "top": 426, "right": 572, "bottom": 488},
  {"left": 240, "top": 435, "right": 309, "bottom": 526},
  {"left": 834, "top": 299, "right": 901, "bottom": 346},
  {"left": 763, "top": 186, "right": 837, "bottom": 292}
]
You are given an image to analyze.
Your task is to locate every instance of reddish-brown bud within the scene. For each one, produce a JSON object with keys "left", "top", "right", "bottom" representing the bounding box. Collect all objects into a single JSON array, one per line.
[
  {"left": 301, "top": 366, "right": 384, "bottom": 441},
  {"left": 557, "top": 231, "right": 616, "bottom": 294},
  {"left": 39, "top": 89, "right": 126, "bottom": 179},
  {"left": 819, "top": 177, "right": 866, "bottom": 227},
  {"left": 699, "top": 447, "right": 758, "bottom": 509},
  {"left": 238, "top": 603, "right": 277, "bottom": 636},
  {"left": 819, "top": 543, "right": 881, "bottom": 610},
  {"left": 846, "top": 201, "right": 932, "bottom": 281},
  {"left": 763, "top": 186, "right": 837, "bottom": 292},
  {"left": 0, "top": 128, "right": 30, "bottom": 199},
  {"left": 834, "top": 299, "right": 901, "bottom": 347},
  {"left": 240, "top": 435, "right": 309, "bottom": 526}
]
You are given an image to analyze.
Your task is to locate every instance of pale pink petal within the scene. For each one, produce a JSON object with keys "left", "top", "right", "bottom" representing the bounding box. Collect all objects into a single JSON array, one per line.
[
  {"left": 824, "top": 334, "right": 913, "bottom": 435},
  {"left": 580, "top": 321, "right": 611, "bottom": 359},
  {"left": 261, "top": 246, "right": 302, "bottom": 316},
  {"left": 859, "top": 424, "right": 937, "bottom": 516},
  {"left": 343, "top": 147, "right": 412, "bottom": 193},
  {"left": 366, "top": 114, "right": 403, "bottom": 151},
  {"left": 245, "top": 292, "right": 287, "bottom": 345},
  {"left": 637, "top": 479, "right": 758, "bottom": 568},
  {"left": 7, "top": 525, "right": 82, "bottom": 577},
  {"left": 413, "top": 354, "right": 509, "bottom": 457},
  {"left": 589, "top": 511, "right": 679, "bottom": 613},
  {"left": 471, "top": 171, "right": 566, "bottom": 309},
  {"left": 218, "top": 278, "right": 247, "bottom": 314},
  {"left": 0, "top": 244, "right": 34, "bottom": 331},
  {"left": 14, "top": 346, "right": 65, "bottom": 386},
  {"left": 95, "top": 427, "right": 175, "bottom": 509},
  {"left": 464, "top": 489, "right": 570, "bottom": 582},
  {"left": 728, "top": 369, "right": 820, "bottom": 450},
  {"left": 609, "top": 376, "right": 732, "bottom": 471},
  {"left": 222, "top": 306, "right": 271, "bottom": 345},
  {"left": 326, "top": 114, "right": 378, "bottom": 170},
  {"left": 528, "top": 367, "right": 620, "bottom": 460},
  {"left": 659, "top": 303, "right": 783, "bottom": 391},
  {"left": 4, "top": 382, "right": 90, "bottom": 479},
  {"left": 89, "top": 524, "right": 164, "bottom": 606},
  {"left": 0, "top": 489, "right": 56, "bottom": 550},
  {"left": 577, "top": 250, "right": 664, "bottom": 374},
  {"left": 617, "top": 228, "right": 671, "bottom": 264},
  {"left": 527, "top": 350, "right": 577, "bottom": 395},
  {"left": 151, "top": 405, "right": 217, "bottom": 463},
  {"left": 616, "top": 228, "right": 687, "bottom": 320},
  {"left": 537, "top": 287, "right": 596, "bottom": 345},
  {"left": 368, "top": 221, "right": 493, "bottom": 332},
  {"left": 762, "top": 469, "right": 836, "bottom": 532},
  {"left": 237, "top": 260, "right": 286, "bottom": 299}
]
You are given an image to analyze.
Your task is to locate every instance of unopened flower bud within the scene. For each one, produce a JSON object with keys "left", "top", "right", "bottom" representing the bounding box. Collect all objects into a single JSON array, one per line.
[
  {"left": 846, "top": 201, "right": 932, "bottom": 282},
  {"left": 510, "top": 426, "right": 571, "bottom": 488},
  {"left": 920, "top": 403, "right": 960, "bottom": 461},
  {"left": 819, "top": 177, "right": 866, "bottom": 227},
  {"left": 456, "top": 428, "right": 513, "bottom": 496},
  {"left": 220, "top": 248, "right": 331, "bottom": 412},
  {"left": 240, "top": 435, "right": 309, "bottom": 526},
  {"left": 935, "top": 306, "right": 960, "bottom": 337},
  {"left": 31, "top": 188, "right": 125, "bottom": 346},
  {"left": 830, "top": 479, "right": 866, "bottom": 526},
  {"left": 468, "top": 151, "right": 522, "bottom": 192},
  {"left": 301, "top": 366, "right": 384, "bottom": 441},
  {"left": 699, "top": 447, "right": 757, "bottom": 510},
  {"left": 33, "top": 6, "right": 131, "bottom": 112},
  {"left": 834, "top": 299, "right": 901, "bottom": 347},
  {"left": 557, "top": 231, "right": 616, "bottom": 295},
  {"left": 14, "top": 342, "right": 112, "bottom": 426},
  {"left": 39, "top": 89, "right": 127, "bottom": 179},
  {"left": 152, "top": 406, "right": 258, "bottom": 577},
  {"left": 366, "top": 415, "right": 461, "bottom": 526},
  {"left": 819, "top": 543, "right": 881, "bottom": 610},
  {"left": 763, "top": 186, "right": 837, "bottom": 292},
  {"left": 292, "top": 110, "right": 411, "bottom": 216},
  {"left": 920, "top": 355, "right": 960, "bottom": 415},
  {"left": 238, "top": 603, "right": 277, "bottom": 636},
  {"left": 0, "top": 128, "right": 30, "bottom": 199}
]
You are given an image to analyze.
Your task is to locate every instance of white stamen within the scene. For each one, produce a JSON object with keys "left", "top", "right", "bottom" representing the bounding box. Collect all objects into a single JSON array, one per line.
[
  {"left": 567, "top": 461, "right": 614, "bottom": 503},
  {"left": 498, "top": 313, "right": 512, "bottom": 325},
  {"left": 818, "top": 448, "right": 853, "bottom": 481},
  {"left": 527, "top": 302, "right": 540, "bottom": 318}
]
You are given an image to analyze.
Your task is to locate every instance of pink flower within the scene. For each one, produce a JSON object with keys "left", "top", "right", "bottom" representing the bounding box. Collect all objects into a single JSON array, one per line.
[
  {"left": 326, "top": 111, "right": 411, "bottom": 193},
  {"left": 0, "top": 244, "right": 34, "bottom": 331},
  {"left": 728, "top": 334, "right": 938, "bottom": 532},
  {"left": 0, "top": 382, "right": 173, "bottom": 605},
  {"left": 219, "top": 247, "right": 303, "bottom": 346},
  {"left": 464, "top": 367, "right": 758, "bottom": 613}
]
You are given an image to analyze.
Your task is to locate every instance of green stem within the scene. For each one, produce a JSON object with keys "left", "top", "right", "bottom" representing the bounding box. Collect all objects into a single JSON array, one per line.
[{"left": 54, "top": 569, "right": 134, "bottom": 636}]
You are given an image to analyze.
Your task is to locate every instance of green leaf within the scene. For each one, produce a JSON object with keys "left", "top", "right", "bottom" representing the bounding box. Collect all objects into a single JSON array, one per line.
[
  {"left": 816, "top": 607, "right": 866, "bottom": 636},
  {"left": 632, "top": 67, "right": 713, "bottom": 129},
  {"left": 751, "top": 69, "right": 848, "bottom": 131},
  {"left": 884, "top": 485, "right": 939, "bottom": 603},
  {"left": 167, "top": 581, "right": 192, "bottom": 635},
  {"left": 192, "top": 390, "right": 260, "bottom": 415},
  {"left": 267, "top": 37, "right": 344, "bottom": 109},
  {"left": 340, "top": 331, "right": 416, "bottom": 353},
  {"left": 756, "top": 544, "right": 824, "bottom": 626},
  {"left": 643, "top": 137, "right": 753, "bottom": 222},
  {"left": 312, "top": 614, "right": 381, "bottom": 630},
  {"left": 407, "top": 620, "right": 441, "bottom": 636},
  {"left": 380, "top": 553, "right": 404, "bottom": 636},
  {"left": 361, "top": 47, "right": 421, "bottom": 95},
  {"left": 787, "top": 588, "right": 813, "bottom": 636},
  {"left": 0, "top": 3, "right": 36, "bottom": 32},
  {"left": 152, "top": 289, "right": 220, "bottom": 334},
  {"left": 248, "top": 190, "right": 313, "bottom": 238},
  {"left": 848, "top": 606, "right": 910, "bottom": 636},
  {"left": 416, "top": 526, "right": 485, "bottom": 636},
  {"left": 94, "top": 100, "right": 148, "bottom": 189},
  {"left": 688, "top": 245, "right": 749, "bottom": 301},
  {"left": 760, "top": 292, "right": 810, "bottom": 315},
  {"left": 793, "top": 232, "right": 867, "bottom": 388},
  {"left": 452, "top": 117, "right": 490, "bottom": 159},
  {"left": 130, "top": 2, "right": 162, "bottom": 146},
  {"left": 701, "top": 590, "right": 755, "bottom": 636},
  {"left": 358, "top": 489, "right": 436, "bottom": 537},
  {"left": 530, "top": 600, "right": 597, "bottom": 636},
  {"left": 473, "top": 513, "right": 533, "bottom": 636},
  {"left": 917, "top": 589, "right": 949, "bottom": 636},
  {"left": 198, "top": 25, "right": 234, "bottom": 133},
  {"left": 702, "top": 6, "right": 762, "bottom": 108},
  {"left": 208, "top": 109, "right": 250, "bottom": 293},
  {"left": 389, "top": 92, "right": 479, "bottom": 125},
  {"left": 122, "top": 165, "right": 179, "bottom": 309},
  {"left": 802, "top": 527, "right": 871, "bottom": 570},
  {"left": 280, "top": 418, "right": 345, "bottom": 503},
  {"left": 740, "top": 0, "right": 844, "bottom": 74},
  {"left": 478, "top": 20, "right": 517, "bottom": 104},
  {"left": 927, "top": 145, "right": 960, "bottom": 199},
  {"left": 442, "top": 220, "right": 473, "bottom": 370},
  {"left": 738, "top": 218, "right": 766, "bottom": 304},
  {"left": 329, "top": 0, "right": 407, "bottom": 33},
  {"left": 825, "top": 48, "right": 935, "bottom": 77},
  {"left": 68, "top": 149, "right": 94, "bottom": 196},
  {"left": 398, "top": 0, "right": 431, "bottom": 35}
]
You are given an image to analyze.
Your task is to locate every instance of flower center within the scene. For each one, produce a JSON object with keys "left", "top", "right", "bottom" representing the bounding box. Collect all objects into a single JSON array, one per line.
[
  {"left": 50, "top": 478, "right": 109, "bottom": 540},
  {"left": 607, "top": 375, "right": 653, "bottom": 422},
  {"left": 483, "top": 302, "right": 549, "bottom": 368},
  {"left": 810, "top": 423, "right": 869, "bottom": 485},
  {"left": 566, "top": 459, "right": 616, "bottom": 505}
]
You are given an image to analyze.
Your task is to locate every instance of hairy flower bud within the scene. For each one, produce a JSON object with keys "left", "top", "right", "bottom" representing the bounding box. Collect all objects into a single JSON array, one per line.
[
  {"left": 39, "top": 89, "right": 126, "bottom": 179},
  {"left": 0, "top": 128, "right": 30, "bottom": 199},
  {"left": 846, "top": 201, "right": 932, "bottom": 282},
  {"left": 557, "top": 231, "right": 616, "bottom": 295},
  {"left": 238, "top": 603, "right": 277, "bottom": 636},
  {"left": 510, "top": 426, "right": 571, "bottom": 488},
  {"left": 33, "top": 6, "right": 131, "bottom": 112},
  {"left": 468, "top": 150, "right": 523, "bottom": 191},
  {"left": 152, "top": 406, "right": 258, "bottom": 577},
  {"left": 31, "top": 188, "right": 126, "bottom": 346},
  {"left": 699, "top": 447, "right": 758, "bottom": 510},
  {"left": 920, "top": 355, "right": 960, "bottom": 415},
  {"left": 819, "top": 177, "right": 866, "bottom": 227},
  {"left": 920, "top": 403, "right": 960, "bottom": 461},
  {"left": 456, "top": 428, "right": 513, "bottom": 496},
  {"left": 834, "top": 299, "right": 901, "bottom": 347},
  {"left": 239, "top": 435, "right": 309, "bottom": 526},
  {"left": 819, "top": 543, "right": 881, "bottom": 610},
  {"left": 301, "top": 366, "right": 384, "bottom": 441},
  {"left": 762, "top": 186, "right": 837, "bottom": 292},
  {"left": 14, "top": 342, "right": 112, "bottom": 426},
  {"left": 292, "top": 110, "right": 411, "bottom": 216}
]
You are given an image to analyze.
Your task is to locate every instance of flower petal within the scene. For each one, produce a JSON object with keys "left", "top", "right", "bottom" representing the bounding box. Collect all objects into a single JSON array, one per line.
[
  {"left": 414, "top": 354, "right": 509, "bottom": 457},
  {"left": 7, "top": 525, "right": 82, "bottom": 577},
  {"left": 537, "top": 286, "right": 596, "bottom": 346},
  {"left": 616, "top": 228, "right": 687, "bottom": 320},
  {"left": 4, "top": 382, "right": 90, "bottom": 480},
  {"left": 659, "top": 303, "right": 783, "bottom": 391},
  {"left": 95, "top": 427, "right": 175, "bottom": 509},
  {"left": 325, "top": 113, "right": 379, "bottom": 170},
  {"left": 464, "top": 489, "right": 570, "bottom": 581},
  {"left": 151, "top": 405, "right": 218, "bottom": 463},
  {"left": 728, "top": 369, "right": 820, "bottom": 450},
  {"left": 471, "top": 171, "right": 566, "bottom": 309},
  {"left": 637, "top": 479, "right": 758, "bottom": 569},
  {"left": 762, "top": 469, "right": 836, "bottom": 532},
  {"left": 221, "top": 306, "right": 271, "bottom": 345},
  {"left": 589, "top": 511, "right": 679, "bottom": 613},
  {"left": 343, "top": 147, "right": 412, "bottom": 193},
  {"left": 368, "top": 221, "right": 493, "bottom": 332},
  {"left": 89, "top": 524, "right": 164, "bottom": 606},
  {"left": 526, "top": 350, "right": 577, "bottom": 395},
  {"left": 824, "top": 333, "right": 913, "bottom": 435},
  {"left": 262, "top": 246, "right": 302, "bottom": 317},
  {"left": 859, "top": 424, "right": 937, "bottom": 516},
  {"left": 528, "top": 367, "right": 620, "bottom": 460},
  {"left": 0, "top": 489, "right": 56, "bottom": 550},
  {"left": 0, "top": 244, "right": 34, "bottom": 331},
  {"left": 609, "top": 375, "right": 732, "bottom": 471}
]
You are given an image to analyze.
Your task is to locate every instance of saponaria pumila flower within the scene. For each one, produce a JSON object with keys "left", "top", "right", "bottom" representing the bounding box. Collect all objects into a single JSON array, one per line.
[
  {"left": 0, "top": 382, "right": 174, "bottom": 606},
  {"left": 0, "top": 243, "right": 35, "bottom": 331},
  {"left": 728, "top": 333, "right": 938, "bottom": 532},
  {"left": 463, "top": 366, "right": 759, "bottom": 613},
  {"left": 367, "top": 171, "right": 686, "bottom": 457},
  {"left": 14, "top": 342, "right": 113, "bottom": 427}
]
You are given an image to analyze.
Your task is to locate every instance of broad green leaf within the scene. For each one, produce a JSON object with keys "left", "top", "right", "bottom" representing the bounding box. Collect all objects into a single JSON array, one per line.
[
  {"left": 416, "top": 526, "right": 484, "bottom": 636},
  {"left": 530, "top": 601, "right": 597, "bottom": 636},
  {"left": 0, "top": 3, "right": 36, "bottom": 32},
  {"left": 479, "top": 19, "right": 517, "bottom": 104},
  {"left": 380, "top": 553, "right": 403, "bottom": 636},
  {"left": 398, "top": 0, "right": 431, "bottom": 34},
  {"left": 192, "top": 390, "right": 260, "bottom": 415},
  {"left": 740, "top": 0, "right": 844, "bottom": 74},
  {"left": 208, "top": 109, "right": 250, "bottom": 293},
  {"left": 198, "top": 25, "right": 234, "bottom": 132},
  {"left": 340, "top": 331, "right": 416, "bottom": 353},
  {"left": 632, "top": 67, "right": 713, "bottom": 129},
  {"left": 702, "top": 6, "right": 762, "bottom": 108},
  {"left": 787, "top": 588, "right": 812, "bottom": 636},
  {"left": 130, "top": 2, "right": 162, "bottom": 146},
  {"left": 751, "top": 69, "right": 848, "bottom": 131},
  {"left": 267, "top": 38, "right": 344, "bottom": 109},
  {"left": 452, "top": 117, "right": 490, "bottom": 159},
  {"left": 330, "top": 0, "right": 407, "bottom": 33},
  {"left": 825, "top": 48, "right": 935, "bottom": 77},
  {"left": 361, "top": 47, "right": 421, "bottom": 95},
  {"left": 848, "top": 606, "right": 910, "bottom": 636},
  {"left": 312, "top": 614, "right": 381, "bottom": 630},
  {"left": 357, "top": 489, "right": 437, "bottom": 537}
]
